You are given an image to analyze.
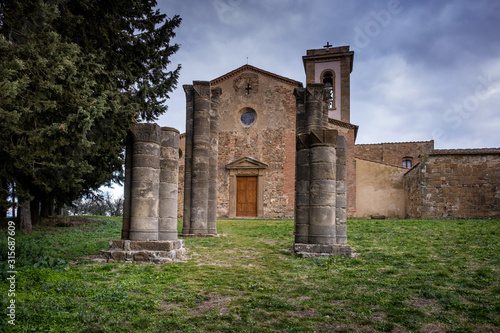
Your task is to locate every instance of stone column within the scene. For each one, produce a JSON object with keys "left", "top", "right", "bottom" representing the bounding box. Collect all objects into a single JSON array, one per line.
[
  {"left": 158, "top": 127, "right": 180, "bottom": 240},
  {"left": 308, "top": 129, "right": 337, "bottom": 245},
  {"left": 121, "top": 135, "right": 133, "bottom": 239},
  {"left": 294, "top": 88, "right": 309, "bottom": 243},
  {"left": 182, "top": 81, "right": 219, "bottom": 236},
  {"left": 208, "top": 87, "right": 221, "bottom": 235},
  {"left": 182, "top": 85, "right": 194, "bottom": 234},
  {"left": 128, "top": 123, "right": 161, "bottom": 241},
  {"left": 336, "top": 135, "right": 348, "bottom": 244},
  {"left": 190, "top": 81, "right": 211, "bottom": 234},
  {"left": 293, "top": 84, "right": 353, "bottom": 257},
  {"left": 305, "top": 83, "right": 327, "bottom": 134}
]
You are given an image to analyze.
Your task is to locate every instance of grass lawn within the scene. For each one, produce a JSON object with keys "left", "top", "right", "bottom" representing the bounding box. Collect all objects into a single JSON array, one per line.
[{"left": 1, "top": 217, "right": 499, "bottom": 332}]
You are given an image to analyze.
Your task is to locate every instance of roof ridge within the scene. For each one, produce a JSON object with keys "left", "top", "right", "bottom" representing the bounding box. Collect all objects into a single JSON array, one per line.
[
  {"left": 210, "top": 64, "right": 303, "bottom": 87},
  {"left": 355, "top": 157, "right": 408, "bottom": 169},
  {"left": 327, "top": 118, "right": 359, "bottom": 130},
  {"left": 431, "top": 148, "right": 500, "bottom": 155},
  {"left": 355, "top": 140, "right": 434, "bottom": 146}
]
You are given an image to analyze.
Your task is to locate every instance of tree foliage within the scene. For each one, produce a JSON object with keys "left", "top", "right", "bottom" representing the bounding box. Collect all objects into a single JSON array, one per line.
[{"left": 0, "top": 0, "right": 181, "bottom": 230}]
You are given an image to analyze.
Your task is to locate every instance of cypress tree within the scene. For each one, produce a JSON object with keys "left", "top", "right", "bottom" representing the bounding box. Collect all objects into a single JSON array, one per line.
[{"left": 0, "top": 0, "right": 181, "bottom": 231}]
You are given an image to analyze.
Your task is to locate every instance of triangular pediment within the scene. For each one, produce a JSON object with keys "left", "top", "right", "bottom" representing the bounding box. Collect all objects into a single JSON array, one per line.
[
  {"left": 225, "top": 156, "right": 268, "bottom": 170},
  {"left": 211, "top": 64, "right": 302, "bottom": 87}
]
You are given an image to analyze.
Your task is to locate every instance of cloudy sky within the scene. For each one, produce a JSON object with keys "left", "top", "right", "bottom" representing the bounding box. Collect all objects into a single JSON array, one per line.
[{"left": 155, "top": 0, "right": 500, "bottom": 149}]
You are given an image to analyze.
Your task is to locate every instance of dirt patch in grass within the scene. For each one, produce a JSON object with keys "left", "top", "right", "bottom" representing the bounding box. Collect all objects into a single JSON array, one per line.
[
  {"left": 290, "top": 308, "right": 318, "bottom": 318},
  {"left": 195, "top": 262, "right": 233, "bottom": 267},
  {"left": 407, "top": 297, "right": 442, "bottom": 315},
  {"left": 471, "top": 324, "right": 500, "bottom": 333},
  {"left": 190, "top": 292, "right": 231, "bottom": 316},
  {"left": 420, "top": 323, "right": 448, "bottom": 333},
  {"left": 320, "top": 322, "right": 358, "bottom": 332}
]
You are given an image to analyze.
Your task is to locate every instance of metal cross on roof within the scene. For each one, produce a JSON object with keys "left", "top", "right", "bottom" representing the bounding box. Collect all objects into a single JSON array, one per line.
[
  {"left": 324, "top": 42, "right": 332, "bottom": 49},
  {"left": 245, "top": 83, "right": 252, "bottom": 94}
]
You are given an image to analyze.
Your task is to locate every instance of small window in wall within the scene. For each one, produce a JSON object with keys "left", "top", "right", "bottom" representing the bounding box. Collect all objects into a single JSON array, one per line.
[
  {"left": 402, "top": 157, "right": 413, "bottom": 169},
  {"left": 322, "top": 71, "right": 335, "bottom": 109}
]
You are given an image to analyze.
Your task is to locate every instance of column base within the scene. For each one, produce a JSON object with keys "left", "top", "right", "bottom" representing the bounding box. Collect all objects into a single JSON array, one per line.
[
  {"left": 179, "top": 233, "right": 219, "bottom": 238},
  {"left": 95, "top": 239, "right": 188, "bottom": 264},
  {"left": 294, "top": 243, "right": 356, "bottom": 258}
]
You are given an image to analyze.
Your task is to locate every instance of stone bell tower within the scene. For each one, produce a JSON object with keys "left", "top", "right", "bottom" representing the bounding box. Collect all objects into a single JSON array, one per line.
[
  {"left": 302, "top": 44, "right": 354, "bottom": 123},
  {"left": 303, "top": 44, "right": 358, "bottom": 219}
]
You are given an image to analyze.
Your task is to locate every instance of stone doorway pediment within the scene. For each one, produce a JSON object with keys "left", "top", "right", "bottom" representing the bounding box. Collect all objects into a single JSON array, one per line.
[{"left": 225, "top": 156, "right": 268, "bottom": 171}]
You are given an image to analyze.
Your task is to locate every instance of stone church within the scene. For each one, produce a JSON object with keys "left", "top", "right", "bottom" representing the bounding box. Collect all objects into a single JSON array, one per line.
[{"left": 178, "top": 45, "right": 500, "bottom": 220}]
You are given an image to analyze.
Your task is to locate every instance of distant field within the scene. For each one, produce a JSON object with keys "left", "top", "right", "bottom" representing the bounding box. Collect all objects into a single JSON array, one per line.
[{"left": 1, "top": 217, "right": 499, "bottom": 332}]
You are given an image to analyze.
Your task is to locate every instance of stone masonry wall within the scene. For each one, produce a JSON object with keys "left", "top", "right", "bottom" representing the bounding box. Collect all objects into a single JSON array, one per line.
[
  {"left": 404, "top": 150, "right": 500, "bottom": 219},
  {"left": 356, "top": 158, "right": 407, "bottom": 218},
  {"left": 356, "top": 141, "right": 434, "bottom": 168},
  {"left": 403, "top": 162, "right": 422, "bottom": 218},
  {"left": 177, "top": 67, "right": 300, "bottom": 219}
]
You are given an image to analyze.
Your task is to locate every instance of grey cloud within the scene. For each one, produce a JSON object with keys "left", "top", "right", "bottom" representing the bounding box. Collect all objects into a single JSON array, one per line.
[{"left": 157, "top": 0, "right": 500, "bottom": 149}]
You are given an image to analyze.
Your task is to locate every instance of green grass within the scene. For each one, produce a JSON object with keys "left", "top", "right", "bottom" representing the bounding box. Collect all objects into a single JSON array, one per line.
[{"left": 1, "top": 217, "right": 499, "bottom": 332}]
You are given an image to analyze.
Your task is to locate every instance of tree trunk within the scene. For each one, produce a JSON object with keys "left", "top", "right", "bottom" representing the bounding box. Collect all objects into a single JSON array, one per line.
[
  {"left": 20, "top": 200, "right": 32, "bottom": 233},
  {"left": 12, "top": 183, "right": 17, "bottom": 219},
  {"left": 41, "top": 198, "right": 53, "bottom": 218},
  {"left": 0, "top": 177, "right": 8, "bottom": 218},
  {"left": 30, "top": 199, "right": 40, "bottom": 225},
  {"left": 48, "top": 199, "right": 54, "bottom": 216}
]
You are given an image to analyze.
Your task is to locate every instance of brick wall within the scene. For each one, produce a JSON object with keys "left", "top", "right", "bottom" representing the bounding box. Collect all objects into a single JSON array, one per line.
[
  {"left": 404, "top": 150, "right": 500, "bottom": 219},
  {"left": 355, "top": 141, "right": 434, "bottom": 168}
]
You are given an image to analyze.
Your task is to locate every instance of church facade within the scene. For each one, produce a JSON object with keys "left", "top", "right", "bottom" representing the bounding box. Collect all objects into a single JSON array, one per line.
[{"left": 178, "top": 45, "right": 500, "bottom": 219}]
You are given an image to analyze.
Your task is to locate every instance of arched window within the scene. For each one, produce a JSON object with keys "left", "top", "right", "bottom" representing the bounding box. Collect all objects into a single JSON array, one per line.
[
  {"left": 322, "top": 71, "right": 335, "bottom": 109},
  {"left": 402, "top": 157, "right": 413, "bottom": 169}
]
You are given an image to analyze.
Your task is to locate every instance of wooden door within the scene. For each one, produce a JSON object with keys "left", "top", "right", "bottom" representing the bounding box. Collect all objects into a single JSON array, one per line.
[{"left": 236, "top": 176, "right": 258, "bottom": 217}]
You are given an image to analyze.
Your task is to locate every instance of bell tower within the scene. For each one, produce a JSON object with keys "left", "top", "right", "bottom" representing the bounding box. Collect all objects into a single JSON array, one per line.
[{"left": 302, "top": 44, "right": 354, "bottom": 123}]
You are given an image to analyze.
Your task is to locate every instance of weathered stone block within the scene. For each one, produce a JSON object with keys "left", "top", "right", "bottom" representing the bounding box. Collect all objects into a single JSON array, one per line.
[
  {"left": 336, "top": 164, "right": 347, "bottom": 181},
  {"left": 109, "top": 240, "right": 124, "bottom": 249},
  {"left": 295, "top": 193, "right": 310, "bottom": 206},
  {"left": 336, "top": 180, "right": 346, "bottom": 194},
  {"left": 111, "top": 251, "right": 127, "bottom": 261},
  {"left": 295, "top": 164, "right": 310, "bottom": 181},
  {"left": 132, "top": 155, "right": 161, "bottom": 169},
  {"left": 132, "top": 142, "right": 161, "bottom": 156},
  {"left": 336, "top": 194, "right": 347, "bottom": 208},
  {"left": 310, "top": 129, "right": 338, "bottom": 147},
  {"left": 294, "top": 243, "right": 353, "bottom": 257},
  {"left": 131, "top": 168, "right": 161, "bottom": 183},
  {"left": 159, "top": 173, "right": 178, "bottom": 187},
  {"left": 130, "top": 182, "right": 160, "bottom": 199},
  {"left": 310, "top": 163, "right": 336, "bottom": 180},
  {"left": 133, "top": 251, "right": 150, "bottom": 262},
  {"left": 335, "top": 208, "right": 347, "bottom": 224},
  {"left": 130, "top": 199, "right": 159, "bottom": 217},
  {"left": 310, "top": 146, "right": 336, "bottom": 164}
]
